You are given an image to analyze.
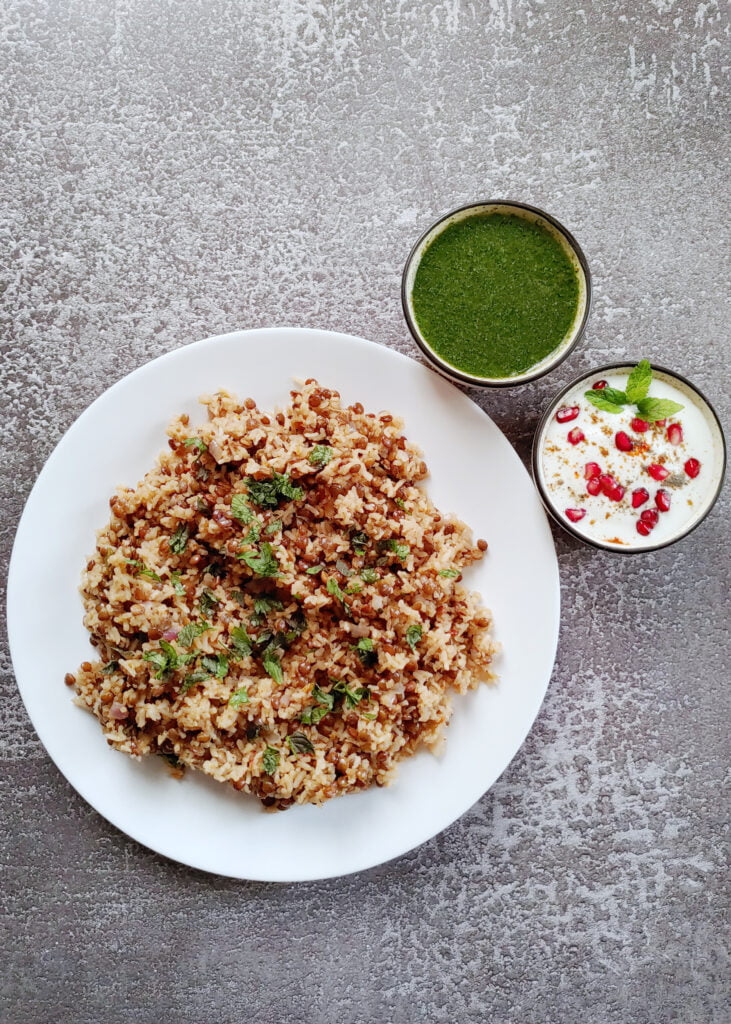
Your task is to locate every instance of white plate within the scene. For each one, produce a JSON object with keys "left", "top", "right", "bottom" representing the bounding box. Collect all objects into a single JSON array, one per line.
[{"left": 8, "top": 328, "right": 559, "bottom": 881}]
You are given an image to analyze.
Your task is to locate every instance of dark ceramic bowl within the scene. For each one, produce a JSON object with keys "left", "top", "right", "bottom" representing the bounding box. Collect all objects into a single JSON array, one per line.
[
  {"left": 401, "top": 199, "right": 592, "bottom": 388},
  {"left": 532, "top": 362, "right": 726, "bottom": 553}
]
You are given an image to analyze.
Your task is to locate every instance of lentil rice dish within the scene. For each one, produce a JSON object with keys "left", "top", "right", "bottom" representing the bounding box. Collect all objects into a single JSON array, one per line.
[{"left": 67, "top": 380, "right": 497, "bottom": 809}]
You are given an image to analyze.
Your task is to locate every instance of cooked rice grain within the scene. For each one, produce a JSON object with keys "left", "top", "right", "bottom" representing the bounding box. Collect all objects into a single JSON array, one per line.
[{"left": 70, "top": 381, "right": 497, "bottom": 809}]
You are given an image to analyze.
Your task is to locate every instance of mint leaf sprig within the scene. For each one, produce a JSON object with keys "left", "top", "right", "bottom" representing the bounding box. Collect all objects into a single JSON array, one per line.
[{"left": 584, "top": 360, "right": 683, "bottom": 422}]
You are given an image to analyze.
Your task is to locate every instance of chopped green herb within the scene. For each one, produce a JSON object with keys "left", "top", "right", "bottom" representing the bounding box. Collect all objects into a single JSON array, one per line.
[
  {"left": 384, "top": 539, "right": 409, "bottom": 560},
  {"left": 241, "top": 519, "right": 261, "bottom": 545},
  {"left": 230, "top": 589, "right": 247, "bottom": 606},
  {"left": 405, "top": 624, "right": 423, "bottom": 653},
  {"left": 176, "top": 620, "right": 210, "bottom": 648},
  {"left": 193, "top": 462, "right": 210, "bottom": 483},
  {"left": 361, "top": 710, "right": 378, "bottom": 722},
  {"left": 231, "top": 493, "right": 254, "bottom": 524},
  {"left": 123, "top": 559, "right": 161, "bottom": 583},
  {"left": 229, "top": 626, "right": 253, "bottom": 658},
  {"left": 332, "top": 679, "right": 370, "bottom": 710},
  {"left": 101, "top": 660, "right": 119, "bottom": 674},
  {"left": 228, "top": 687, "right": 250, "bottom": 709},
  {"left": 305, "top": 564, "right": 325, "bottom": 575},
  {"left": 200, "top": 653, "right": 229, "bottom": 679},
  {"left": 183, "top": 437, "right": 207, "bottom": 453},
  {"left": 143, "top": 638, "right": 194, "bottom": 679},
  {"left": 196, "top": 497, "right": 210, "bottom": 514},
  {"left": 170, "top": 571, "right": 186, "bottom": 596},
  {"left": 360, "top": 568, "right": 379, "bottom": 584},
  {"left": 264, "top": 519, "right": 282, "bottom": 536},
  {"left": 353, "top": 637, "right": 377, "bottom": 668},
  {"left": 439, "top": 568, "right": 460, "bottom": 579},
  {"left": 335, "top": 559, "right": 352, "bottom": 577},
  {"left": 262, "top": 747, "right": 280, "bottom": 775},
  {"left": 246, "top": 473, "right": 304, "bottom": 510},
  {"left": 308, "top": 444, "right": 334, "bottom": 466},
  {"left": 169, "top": 524, "right": 190, "bottom": 555},
  {"left": 262, "top": 649, "right": 284, "bottom": 685},
  {"left": 394, "top": 497, "right": 407, "bottom": 511},
  {"left": 300, "top": 683, "right": 335, "bottom": 725},
  {"left": 159, "top": 751, "right": 182, "bottom": 768},
  {"left": 253, "top": 595, "right": 283, "bottom": 617},
  {"left": 326, "top": 577, "right": 348, "bottom": 603},
  {"left": 240, "top": 542, "right": 280, "bottom": 578},
  {"left": 204, "top": 561, "right": 226, "bottom": 579},
  {"left": 351, "top": 530, "right": 369, "bottom": 555},
  {"left": 199, "top": 588, "right": 220, "bottom": 616},
  {"left": 180, "top": 669, "right": 209, "bottom": 694},
  {"left": 287, "top": 732, "right": 315, "bottom": 755}
]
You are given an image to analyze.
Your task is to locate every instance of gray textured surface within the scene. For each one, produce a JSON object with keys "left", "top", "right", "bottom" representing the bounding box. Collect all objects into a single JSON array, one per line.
[{"left": 1, "top": 1, "right": 729, "bottom": 1021}]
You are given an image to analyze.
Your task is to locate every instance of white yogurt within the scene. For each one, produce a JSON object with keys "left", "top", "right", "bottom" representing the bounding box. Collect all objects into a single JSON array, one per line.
[{"left": 535, "top": 366, "right": 725, "bottom": 550}]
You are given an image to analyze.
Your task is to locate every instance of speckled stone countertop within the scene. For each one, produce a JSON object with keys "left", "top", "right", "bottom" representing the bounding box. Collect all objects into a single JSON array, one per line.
[{"left": 2, "top": 2, "right": 729, "bottom": 1022}]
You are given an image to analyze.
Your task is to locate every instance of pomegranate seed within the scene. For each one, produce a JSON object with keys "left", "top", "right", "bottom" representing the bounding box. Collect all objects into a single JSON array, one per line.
[
  {"left": 567, "top": 427, "right": 585, "bottom": 445},
  {"left": 615, "top": 430, "right": 634, "bottom": 452},
  {"left": 655, "top": 489, "right": 671, "bottom": 512},
  {"left": 556, "top": 405, "right": 580, "bottom": 423},
  {"left": 565, "top": 508, "right": 586, "bottom": 523},
  {"left": 592, "top": 380, "right": 608, "bottom": 390},
  {"left": 630, "top": 417, "right": 649, "bottom": 432},
  {"left": 648, "top": 463, "right": 670, "bottom": 481},
  {"left": 608, "top": 485, "right": 626, "bottom": 502},
  {"left": 584, "top": 461, "right": 601, "bottom": 479},
  {"left": 586, "top": 477, "right": 602, "bottom": 496},
  {"left": 655, "top": 419, "right": 667, "bottom": 427},
  {"left": 631, "top": 487, "right": 649, "bottom": 508},
  {"left": 599, "top": 473, "right": 617, "bottom": 496},
  {"left": 685, "top": 457, "right": 701, "bottom": 478},
  {"left": 636, "top": 520, "right": 653, "bottom": 537},
  {"left": 640, "top": 509, "right": 659, "bottom": 526},
  {"left": 667, "top": 423, "right": 683, "bottom": 446}
]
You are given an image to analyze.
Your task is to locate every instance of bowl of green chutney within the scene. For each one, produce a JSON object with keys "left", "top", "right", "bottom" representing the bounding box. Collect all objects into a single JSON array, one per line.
[{"left": 401, "top": 200, "right": 592, "bottom": 388}]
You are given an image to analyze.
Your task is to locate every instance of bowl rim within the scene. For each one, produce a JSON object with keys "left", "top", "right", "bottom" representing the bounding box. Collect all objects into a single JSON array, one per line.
[
  {"left": 531, "top": 360, "right": 728, "bottom": 554},
  {"left": 401, "top": 198, "right": 593, "bottom": 389}
]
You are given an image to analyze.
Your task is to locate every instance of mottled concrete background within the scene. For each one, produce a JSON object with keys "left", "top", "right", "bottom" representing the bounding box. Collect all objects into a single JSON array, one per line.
[{"left": 1, "top": 1, "right": 729, "bottom": 1021}]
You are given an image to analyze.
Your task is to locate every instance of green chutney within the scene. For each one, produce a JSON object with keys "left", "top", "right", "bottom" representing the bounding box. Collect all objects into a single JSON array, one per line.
[{"left": 410, "top": 211, "right": 581, "bottom": 379}]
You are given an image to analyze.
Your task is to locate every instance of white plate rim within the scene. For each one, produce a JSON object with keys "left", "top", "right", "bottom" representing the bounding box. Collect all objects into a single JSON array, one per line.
[{"left": 7, "top": 327, "right": 560, "bottom": 881}]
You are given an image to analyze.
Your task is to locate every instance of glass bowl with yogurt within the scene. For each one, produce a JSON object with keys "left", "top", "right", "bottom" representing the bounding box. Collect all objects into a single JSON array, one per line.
[{"left": 532, "top": 362, "right": 726, "bottom": 552}]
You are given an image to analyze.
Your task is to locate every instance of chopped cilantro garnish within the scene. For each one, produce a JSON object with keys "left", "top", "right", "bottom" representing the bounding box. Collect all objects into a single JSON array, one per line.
[
  {"left": 394, "top": 497, "right": 407, "bottom": 511},
  {"left": 262, "top": 649, "right": 284, "bottom": 684},
  {"left": 228, "top": 687, "right": 250, "bottom": 709},
  {"left": 123, "top": 559, "right": 161, "bottom": 583},
  {"left": 199, "top": 588, "right": 220, "bottom": 616},
  {"left": 351, "top": 530, "right": 369, "bottom": 555},
  {"left": 176, "top": 620, "right": 210, "bottom": 648},
  {"left": 169, "top": 524, "right": 190, "bottom": 554},
  {"left": 308, "top": 444, "right": 333, "bottom": 466},
  {"left": 439, "top": 568, "right": 460, "bottom": 579},
  {"left": 101, "top": 660, "right": 119, "bottom": 674},
  {"left": 180, "top": 669, "right": 209, "bottom": 694},
  {"left": 264, "top": 519, "right": 282, "bottom": 536},
  {"left": 231, "top": 493, "right": 254, "bottom": 525},
  {"left": 262, "top": 747, "right": 280, "bottom": 775},
  {"left": 353, "top": 637, "right": 377, "bottom": 668},
  {"left": 335, "top": 559, "right": 352, "bottom": 577},
  {"left": 170, "top": 571, "right": 186, "bottom": 596},
  {"left": 405, "top": 624, "right": 423, "bottom": 653},
  {"left": 183, "top": 437, "right": 207, "bottom": 453},
  {"left": 200, "top": 653, "right": 229, "bottom": 679},
  {"left": 287, "top": 732, "right": 315, "bottom": 755},
  {"left": 384, "top": 539, "right": 409, "bottom": 560},
  {"left": 246, "top": 473, "right": 304, "bottom": 510},
  {"left": 305, "top": 564, "right": 325, "bottom": 575},
  {"left": 332, "top": 680, "right": 370, "bottom": 709},
  {"left": 143, "top": 639, "right": 195, "bottom": 680},
  {"left": 240, "top": 542, "right": 280, "bottom": 578},
  {"left": 300, "top": 683, "right": 335, "bottom": 724},
  {"left": 360, "top": 568, "right": 379, "bottom": 584},
  {"left": 252, "top": 595, "right": 283, "bottom": 619},
  {"left": 229, "top": 626, "right": 253, "bottom": 658}
]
